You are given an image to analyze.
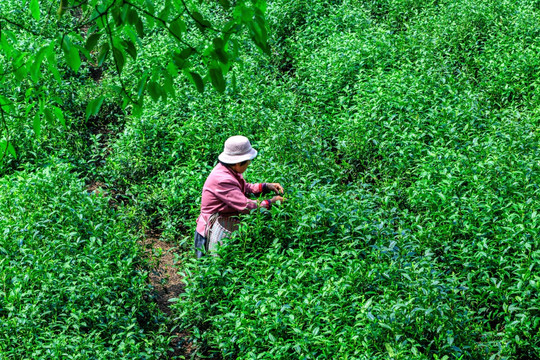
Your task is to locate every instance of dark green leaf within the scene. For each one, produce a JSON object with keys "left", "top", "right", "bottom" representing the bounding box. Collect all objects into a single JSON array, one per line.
[
  {"left": 97, "top": 43, "right": 109, "bottom": 67},
  {"left": 209, "top": 67, "right": 225, "bottom": 93},
  {"left": 169, "top": 19, "right": 187, "bottom": 40},
  {"left": 248, "top": 20, "right": 270, "bottom": 55},
  {"left": 85, "top": 96, "right": 105, "bottom": 121},
  {"left": 0, "top": 30, "right": 14, "bottom": 58},
  {"left": 218, "top": 0, "right": 230, "bottom": 10},
  {"left": 43, "top": 108, "right": 54, "bottom": 124},
  {"left": 163, "top": 71, "right": 175, "bottom": 98},
  {"left": 190, "top": 72, "right": 204, "bottom": 93},
  {"left": 166, "top": 61, "right": 178, "bottom": 77},
  {"left": 13, "top": 55, "right": 28, "bottom": 81},
  {"left": 135, "top": 18, "right": 145, "bottom": 38},
  {"left": 254, "top": 10, "right": 267, "bottom": 40},
  {"left": 146, "top": 0, "right": 155, "bottom": 14},
  {"left": 192, "top": 12, "right": 211, "bottom": 31},
  {"left": 173, "top": 51, "right": 190, "bottom": 69},
  {"left": 120, "top": 4, "right": 129, "bottom": 23},
  {"left": 53, "top": 106, "right": 66, "bottom": 128},
  {"left": 127, "top": 9, "right": 139, "bottom": 25},
  {"left": 112, "top": 7, "right": 123, "bottom": 27},
  {"left": 33, "top": 113, "right": 41, "bottom": 138},
  {"left": 45, "top": 43, "right": 61, "bottom": 81},
  {"left": 30, "top": 0, "right": 40, "bottom": 21},
  {"left": 0, "top": 141, "right": 6, "bottom": 160},
  {"left": 63, "top": 36, "right": 81, "bottom": 72},
  {"left": 47, "top": 62, "right": 61, "bottom": 81},
  {"left": 0, "top": 140, "right": 16, "bottom": 159},
  {"left": 132, "top": 102, "right": 143, "bottom": 117},
  {"left": 137, "top": 72, "right": 149, "bottom": 97},
  {"left": 159, "top": 0, "right": 171, "bottom": 20},
  {"left": 6, "top": 141, "right": 16, "bottom": 158},
  {"left": 213, "top": 38, "right": 228, "bottom": 64},
  {"left": 148, "top": 81, "right": 160, "bottom": 101},
  {"left": 179, "top": 48, "right": 193, "bottom": 60},
  {"left": 239, "top": 6, "right": 253, "bottom": 23},
  {"left": 0, "top": 96, "right": 12, "bottom": 114},
  {"left": 30, "top": 46, "right": 48, "bottom": 82},
  {"left": 77, "top": 45, "right": 91, "bottom": 62},
  {"left": 123, "top": 40, "right": 137, "bottom": 60},
  {"left": 112, "top": 46, "right": 125, "bottom": 73},
  {"left": 85, "top": 32, "right": 101, "bottom": 52},
  {"left": 192, "top": 11, "right": 204, "bottom": 23},
  {"left": 223, "top": 19, "right": 239, "bottom": 34},
  {"left": 67, "top": 47, "right": 81, "bottom": 72},
  {"left": 213, "top": 37, "right": 225, "bottom": 50}
]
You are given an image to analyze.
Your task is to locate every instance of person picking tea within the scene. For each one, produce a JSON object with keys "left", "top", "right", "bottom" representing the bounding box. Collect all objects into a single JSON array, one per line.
[{"left": 194, "top": 135, "right": 284, "bottom": 258}]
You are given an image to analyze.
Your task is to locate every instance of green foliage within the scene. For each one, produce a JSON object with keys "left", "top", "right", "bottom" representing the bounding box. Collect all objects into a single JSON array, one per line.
[
  {"left": 0, "top": 163, "right": 170, "bottom": 358},
  {"left": 158, "top": 0, "right": 539, "bottom": 358},
  {"left": 1, "top": 0, "right": 539, "bottom": 358},
  {"left": 0, "top": 0, "right": 270, "bottom": 162}
]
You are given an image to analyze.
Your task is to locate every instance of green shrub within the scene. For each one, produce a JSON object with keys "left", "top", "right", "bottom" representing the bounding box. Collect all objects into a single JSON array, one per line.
[
  {"left": 166, "top": 0, "right": 540, "bottom": 358},
  {"left": 0, "top": 163, "right": 170, "bottom": 359}
]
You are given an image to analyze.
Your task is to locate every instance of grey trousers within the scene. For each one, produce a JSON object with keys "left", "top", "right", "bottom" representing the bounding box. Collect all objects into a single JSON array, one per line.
[{"left": 194, "top": 231, "right": 207, "bottom": 259}]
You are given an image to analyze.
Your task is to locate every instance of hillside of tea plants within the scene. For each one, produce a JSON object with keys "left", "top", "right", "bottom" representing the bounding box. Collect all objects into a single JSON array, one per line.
[{"left": 1, "top": 0, "right": 540, "bottom": 359}]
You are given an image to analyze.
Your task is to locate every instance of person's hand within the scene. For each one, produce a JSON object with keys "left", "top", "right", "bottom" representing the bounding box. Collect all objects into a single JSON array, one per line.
[
  {"left": 267, "top": 183, "right": 284, "bottom": 194},
  {"left": 271, "top": 195, "right": 285, "bottom": 204}
]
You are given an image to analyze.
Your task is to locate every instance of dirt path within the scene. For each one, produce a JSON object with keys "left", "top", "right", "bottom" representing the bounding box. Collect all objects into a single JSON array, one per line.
[
  {"left": 143, "top": 228, "right": 184, "bottom": 317},
  {"left": 86, "top": 181, "right": 194, "bottom": 358},
  {"left": 142, "top": 228, "right": 195, "bottom": 358},
  {"left": 84, "top": 124, "right": 194, "bottom": 357},
  {"left": 81, "top": 85, "right": 201, "bottom": 356}
]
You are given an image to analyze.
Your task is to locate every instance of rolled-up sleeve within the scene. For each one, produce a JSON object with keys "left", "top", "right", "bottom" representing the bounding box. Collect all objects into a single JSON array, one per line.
[
  {"left": 245, "top": 182, "right": 264, "bottom": 196},
  {"left": 213, "top": 179, "right": 258, "bottom": 213}
]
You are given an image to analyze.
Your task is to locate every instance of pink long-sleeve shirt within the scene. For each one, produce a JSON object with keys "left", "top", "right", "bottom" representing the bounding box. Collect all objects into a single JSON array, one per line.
[{"left": 196, "top": 162, "right": 268, "bottom": 236}]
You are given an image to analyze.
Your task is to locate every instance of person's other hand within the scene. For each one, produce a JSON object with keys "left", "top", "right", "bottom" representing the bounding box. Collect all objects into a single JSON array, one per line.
[
  {"left": 271, "top": 195, "right": 285, "bottom": 204},
  {"left": 267, "top": 183, "right": 284, "bottom": 194}
]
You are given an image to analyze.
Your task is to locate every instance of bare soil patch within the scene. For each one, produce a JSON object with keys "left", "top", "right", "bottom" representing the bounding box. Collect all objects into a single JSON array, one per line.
[
  {"left": 142, "top": 228, "right": 184, "bottom": 317},
  {"left": 142, "top": 228, "right": 196, "bottom": 359},
  {"left": 84, "top": 181, "right": 194, "bottom": 358}
]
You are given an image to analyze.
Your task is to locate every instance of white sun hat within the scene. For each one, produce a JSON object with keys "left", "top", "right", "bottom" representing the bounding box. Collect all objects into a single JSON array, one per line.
[{"left": 218, "top": 135, "right": 258, "bottom": 164}]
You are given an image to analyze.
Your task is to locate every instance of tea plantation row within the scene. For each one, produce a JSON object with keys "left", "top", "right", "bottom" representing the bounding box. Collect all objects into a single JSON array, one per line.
[
  {"left": 1, "top": 0, "right": 539, "bottom": 359},
  {"left": 167, "top": 0, "right": 537, "bottom": 358},
  {"left": 0, "top": 165, "right": 171, "bottom": 358}
]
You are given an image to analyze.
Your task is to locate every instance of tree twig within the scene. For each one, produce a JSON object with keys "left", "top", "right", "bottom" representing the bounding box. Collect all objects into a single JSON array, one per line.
[
  {"left": 123, "top": 0, "right": 198, "bottom": 52},
  {"left": 180, "top": 0, "right": 220, "bottom": 33},
  {"left": 0, "top": 16, "right": 41, "bottom": 36},
  {"left": 104, "top": 10, "right": 136, "bottom": 105}
]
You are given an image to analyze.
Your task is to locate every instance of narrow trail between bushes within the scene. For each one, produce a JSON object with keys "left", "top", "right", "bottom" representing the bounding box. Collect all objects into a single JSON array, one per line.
[
  {"left": 143, "top": 228, "right": 184, "bottom": 317},
  {"left": 87, "top": 181, "right": 194, "bottom": 357},
  {"left": 84, "top": 110, "right": 194, "bottom": 358},
  {"left": 142, "top": 228, "right": 195, "bottom": 358}
]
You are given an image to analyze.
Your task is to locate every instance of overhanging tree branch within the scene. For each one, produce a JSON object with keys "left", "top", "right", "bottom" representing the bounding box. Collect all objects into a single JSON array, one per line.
[
  {"left": 0, "top": 0, "right": 270, "bottom": 163},
  {"left": 0, "top": 16, "right": 41, "bottom": 37},
  {"left": 180, "top": 0, "right": 220, "bottom": 33},
  {"left": 122, "top": 0, "right": 198, "bottom": 52},
  {"left": 104, "top": 9, "right": 135, "bottom": 105}
]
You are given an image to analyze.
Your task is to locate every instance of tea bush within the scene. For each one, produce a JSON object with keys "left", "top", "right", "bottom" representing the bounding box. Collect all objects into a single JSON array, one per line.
[
  {"left": 0, "top": 163, "right": 170, "bottom": 358},
  {"left": 176, "top": 186, "right": 486, "bottom": 359},
  {"left": 167, "top": 0, "right": 540, "bottom": 358},
  {"left": 1, "top": 0, "right": 540, "bottom": 358}
]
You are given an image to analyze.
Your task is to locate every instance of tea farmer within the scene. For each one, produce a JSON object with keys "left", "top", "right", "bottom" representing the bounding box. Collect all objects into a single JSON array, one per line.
[{"left": 194, "top": 135, "right": 284, "bottom": 258}]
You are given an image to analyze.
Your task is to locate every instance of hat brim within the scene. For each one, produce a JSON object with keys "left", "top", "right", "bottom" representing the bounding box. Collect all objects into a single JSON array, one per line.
[{"left": 218, "top": 148, "right": 258, "bottom": 164}]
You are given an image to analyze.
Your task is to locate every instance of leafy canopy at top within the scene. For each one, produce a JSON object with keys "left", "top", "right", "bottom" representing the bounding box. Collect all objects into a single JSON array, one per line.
[{"left": 0, "top": 0, "right": 269, "bottom": 161}]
